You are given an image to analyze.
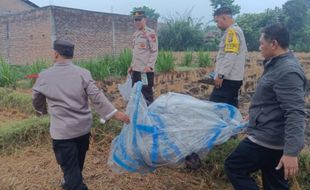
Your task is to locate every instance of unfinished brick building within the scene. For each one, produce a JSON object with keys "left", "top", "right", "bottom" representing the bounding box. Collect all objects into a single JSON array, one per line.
[{"left": 0, "top": 1, "right": 157, "bottom": 65}]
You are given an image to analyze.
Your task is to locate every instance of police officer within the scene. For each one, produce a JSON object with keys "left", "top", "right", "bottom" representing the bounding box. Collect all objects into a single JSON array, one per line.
[
  {"left": 210, "top": 7, "right": 247, "bottom": 108},
  {"left": 128, "top": 10, "right": 158, "bottom": 105},
  {"left": 32, "top": 40, "right": 130, "bottom": 190}
]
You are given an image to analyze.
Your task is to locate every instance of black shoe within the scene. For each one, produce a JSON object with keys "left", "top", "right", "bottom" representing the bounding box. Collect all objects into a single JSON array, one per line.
[
  {"left": 185, "top": 152, "right": 202, "bottom": 170},
  {"left": 60, "top": 179, "right": 88, "bottom": 190}
]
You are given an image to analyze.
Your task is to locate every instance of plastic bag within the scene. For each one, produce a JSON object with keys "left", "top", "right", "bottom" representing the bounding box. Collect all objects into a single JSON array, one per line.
[
  {"left": 118, "top": 75, "right": 132, "bottom": 102},
  {"left": 109, "top": 82, "right": 246, "bottom": 173}
]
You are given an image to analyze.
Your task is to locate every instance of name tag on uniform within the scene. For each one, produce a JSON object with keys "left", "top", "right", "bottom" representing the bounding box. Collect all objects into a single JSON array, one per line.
[{"left": 140, "top": 43, "right": 146, "bottom": 48}]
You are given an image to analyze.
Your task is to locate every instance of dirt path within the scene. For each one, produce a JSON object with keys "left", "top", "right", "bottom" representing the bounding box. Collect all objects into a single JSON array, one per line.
[
  {"left": 0, "top": 140, "right": 232, "bottom": 190},
  {"left": 0, "top": 108, "right": 29, "bottom": 126}
]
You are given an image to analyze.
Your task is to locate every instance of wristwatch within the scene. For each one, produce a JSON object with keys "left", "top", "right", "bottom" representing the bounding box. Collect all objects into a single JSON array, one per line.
[{"left": 218, "top": 74, "right": 224, "bottom": 79}]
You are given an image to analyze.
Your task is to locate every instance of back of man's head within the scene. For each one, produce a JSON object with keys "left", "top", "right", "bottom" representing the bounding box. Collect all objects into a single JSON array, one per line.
[
  {"left": 214, "top": 7, "right": 232, "bottom": 17},
  {"left": 262, "top": 23, "right": 290, "bottom": 49},
  {"left": 53, "top": 40, "right": 75, "bottom": 59}
]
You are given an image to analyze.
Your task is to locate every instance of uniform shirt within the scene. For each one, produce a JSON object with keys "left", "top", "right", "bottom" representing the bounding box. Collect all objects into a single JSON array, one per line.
[
  {"left": 131, "top": 26, "right": 158, "bottom": 72},
  {"left": 215, "top": 23, "right": 247, "bottom": 81},
  {"left": 32, "top": 61, "right": 116, "bottom": 140}
]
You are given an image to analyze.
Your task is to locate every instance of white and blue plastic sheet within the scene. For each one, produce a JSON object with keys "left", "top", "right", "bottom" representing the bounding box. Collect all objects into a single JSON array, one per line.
[{"left": 108, "top": 82, "right": 246, "bottom": 173}]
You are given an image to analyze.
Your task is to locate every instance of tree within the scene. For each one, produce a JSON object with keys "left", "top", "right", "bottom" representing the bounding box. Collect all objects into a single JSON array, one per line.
[
  {"left": 235, "top": 0, "right": 310, "bottom": 52},
  {"left": 210, "top": 0, "right": 241, "bottom": 15},
  {"left": 281, "top": 0, "right": 309, "bottom": 51},
  {"left": 282, "top": 0, "right": 308, "bottom": 32},
  {"left": 236, "top": 8, "right": 282, "bottom": 51},
  {"left": 158, "top": 12, "right": 205, "bottom": 51},
  {"left": 204, "top": 25, "right": 221, "bottom": 51},
  {"left": 131, "top": 6, "right": 160, "bottom": 20}
]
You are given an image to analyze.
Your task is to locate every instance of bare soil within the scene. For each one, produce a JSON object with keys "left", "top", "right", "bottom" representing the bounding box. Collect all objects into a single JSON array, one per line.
[
  {"left": 0, "top": 140, "right": 232, "bottom": 190},
  {"left": 0, "top": 108, "right": 29, "bottom": 126}
]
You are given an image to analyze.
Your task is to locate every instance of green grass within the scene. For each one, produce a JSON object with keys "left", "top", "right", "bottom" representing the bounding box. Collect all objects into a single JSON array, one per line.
[
  {"left": 0, "top": 48, "right": 178, "bottom": 88},
  {"left": 77, "top": 48, "right": 132, "bottom": 81},
  {"left": 182, "top": 50, "right": 193, "bottom": 66},
  {"left": 77, "top": 57, "right": 112, "bottom": 81},
  {"left": 0, "top": 110, "right": 124, "bottom": 155},
  {"left": 27, "top": 59, "right": 50, "bottom": 75},
  {"left": 298, "top": 152, "right": 310, "bottom": 189},
  {"left": 198, "top": 51, "right": 212, "bottom": 67},
  {"left": 113, "top": 48, "right": 132, "bottom": 76},
  {"left": 175, "top": 66, "right": 198, "bottom": 72},
  {"left": 156, "top": 51, "right": 175, "bottom": 73},
  {"left": 0, "top": 116, "right": 50, "bottom": 155},
  {"left": 0, "top": 57, "right": 17, "bottom": 88},
  {"left": 204, "top": 139, "right": 239, "bottom": 179},
  {"left": 0, "top": 88, "right": 33, "bottom": 114}
]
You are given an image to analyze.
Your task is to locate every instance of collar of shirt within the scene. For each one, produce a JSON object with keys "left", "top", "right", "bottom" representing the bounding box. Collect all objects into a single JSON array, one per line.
[
  {"left": 263, "top": 51, "right": 292, "bottom": 68},
  {"left": 226, "top": 23, "right": 238, "bottom": 31},
  {"left": 54, "top": 60, "right": 73, "bottom": 66}
]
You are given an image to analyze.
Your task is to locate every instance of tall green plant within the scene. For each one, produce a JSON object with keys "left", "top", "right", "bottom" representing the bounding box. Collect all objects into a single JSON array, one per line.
[
  {"left": 182, "top": 50, "right": 193, "bottom": 66},
  {"left": 78, "top": 58, "right": 111, "bottom": 81},
  {"left": 156, "top": 51, "right": 175, "bottom": 73},
  {"left": 27, "top": 59, "right": 49, "bottom": 75},
  {"left": 158, "top": 10, "right": 205, "bottom": 51},
  {"left": 25, "top": 59, "right": 50, "bottom": 85},
  {"left": 77, "top": 49, "right": 132, "bottom": 80},
  {"left": 0, "top": 57, "right": 17, "bottom": 88},
  {"left": 198, "top": 51, "right": 212, "bottom": 67},
  {"left": 114, "top": 48, "right": 132, "bottom": 76}
]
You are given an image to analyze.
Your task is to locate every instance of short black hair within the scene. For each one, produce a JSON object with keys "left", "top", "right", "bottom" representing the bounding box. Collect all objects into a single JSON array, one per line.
[
  {"left": 261, "top": 23, "right": 290, "bottom": 49},
  {"left": 213, "top": 7, "right": 232, "bottom": 17}
]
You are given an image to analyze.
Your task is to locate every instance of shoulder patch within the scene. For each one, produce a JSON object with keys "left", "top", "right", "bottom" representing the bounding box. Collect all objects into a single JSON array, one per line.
[{"left": 224, "top": 28, "right": 240, "bottom": 53}]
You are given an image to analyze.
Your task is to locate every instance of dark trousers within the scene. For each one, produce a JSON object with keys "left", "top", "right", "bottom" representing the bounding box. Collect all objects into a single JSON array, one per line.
[
  {"left": 132, "top": 71, "right": 154, "bottom": 105},
  {"left": 52, "top": 133, "right": 90, "bottom": 190},
  {"left": 209, "top": 79, "right": 242, "bottom": 108},
  {"left": 224, "top": 138, "right": 289, "bottom": 190}
]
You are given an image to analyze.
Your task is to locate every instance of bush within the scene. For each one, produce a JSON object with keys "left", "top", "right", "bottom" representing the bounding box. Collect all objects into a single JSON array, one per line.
[
  {"left": 156, "top": 51, "right": 175, "bottom": 73},
  {"left": 0, "top": 57, "right": 17, "bottom": 88},
  {"left": 77, "top": 57, "right": 112, "bottom": 81},
  {"left": 0, "top": 116, "right": 50, "bottom": 155},
  {"left": 0, "top": 88, "right": 34, "bottom": 114},
  {"left": 27, "top": 59, "right": 49, "bottom": 74},
  {"left": 198, "top": 51, "right": 212, "bottom": 67},
  {"left": 77, "top": 49, "right": 133, "bottom": 81},
  {"left": 158, "top": 11, "right": 205, "bottom": 51},
  {"left": 182, "top": 50, "right": 193, "bottom": 66},
  {"left": 113, "top": 48, "right": 132, "bottom": 76},
  {"left": 26, "top": 59, "right": 50, "bottom": 85}
]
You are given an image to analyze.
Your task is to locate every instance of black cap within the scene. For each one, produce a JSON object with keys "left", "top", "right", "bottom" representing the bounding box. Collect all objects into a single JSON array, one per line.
[
  {"left": 53, "top": 40, "right": 74, "bottom": 58},
  {"left": 133, "top": 10, "right": 146, "bottom": 19}
]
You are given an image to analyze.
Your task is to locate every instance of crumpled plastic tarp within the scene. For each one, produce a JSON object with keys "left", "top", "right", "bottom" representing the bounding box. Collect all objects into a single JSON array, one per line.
[
  {"left": 118, "top": 75, "right": 132, "bottom": 102},
  {"left": 108, "top": 82, "right": 246, "bottom": 173}
]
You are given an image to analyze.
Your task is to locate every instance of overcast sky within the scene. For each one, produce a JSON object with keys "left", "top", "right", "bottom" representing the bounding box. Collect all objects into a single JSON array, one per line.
[{"left": 30, "top": 0, "right": 288, "bottom": 23}]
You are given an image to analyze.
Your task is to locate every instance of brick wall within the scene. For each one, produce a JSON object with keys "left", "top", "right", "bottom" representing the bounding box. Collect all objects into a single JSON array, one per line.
[
  {"left": 52, "top": 6, "right": 157, "bottom": 60},
  {"left": 0, "top": 6, "right": 157, "bottom": 65},
  {"left": 0, "top": 7, "right": 52, "bottom": 65},
  {"left": 0, "top": 0, "right": 36, "bottom": 16}
]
